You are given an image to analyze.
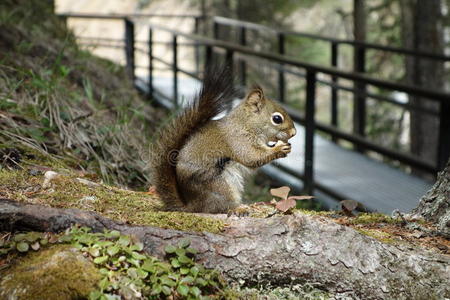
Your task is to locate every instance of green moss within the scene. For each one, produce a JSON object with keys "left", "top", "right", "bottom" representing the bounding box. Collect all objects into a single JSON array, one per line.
[
  {"left": 134, "top": 211, "right": 225, "bottom": 233},
  {"left": 0, "top": 143, "right": 74, "bottom": 170},
  {"left": 348, "top": 213, "right": 400, "bottom": 225},
  {"left": 0, "top": 168, "right": 225, "bottom": 233},
  {"left": 356, "top": 228, "right": 396, "bottom": 244},
  {"left": 0, "top": 245, "right": 101, "bottom": 300},
  {"left": 295, "top": 209, "right": 335, "bottom": 217},
  {"left": 222, "top": 284, "right": 330, "bottom": 299},
  {"left": 0, "top": 168, "right": 29, "bottom": 188}
]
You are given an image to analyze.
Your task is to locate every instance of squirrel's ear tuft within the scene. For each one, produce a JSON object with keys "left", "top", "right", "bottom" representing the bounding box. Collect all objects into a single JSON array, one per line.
[{"left": 245, "top": 85, "right": 265, "bottom": 113}]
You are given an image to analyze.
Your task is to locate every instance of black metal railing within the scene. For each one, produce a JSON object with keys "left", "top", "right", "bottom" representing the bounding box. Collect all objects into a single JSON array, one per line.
[
  {"left": 211, "top": 16, "right": 450, "bottom": 154},
  {"left": 60, "top": 13, "right": 450, "bottom": 201},
  {"left": 212, "top": 16, "right": 450, "bottom": 61}
]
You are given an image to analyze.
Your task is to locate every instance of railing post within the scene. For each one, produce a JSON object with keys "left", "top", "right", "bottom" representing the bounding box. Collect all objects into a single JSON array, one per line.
[
  {"left": 304, "top": 69, "right": 316, "bottom": 195},
  {"left": 194, "top": 16, "right": 200, "bottom": 34},
  {"left": 331, "top": 42, "right": 339, "bottom": 143},
  {"left": 277, "top": 32, "right": 285, "bottom": 103},
  {"left": 437, "top": 101, "right": 450, "bottom": 170},
  {"left": 124, "top": 18, "right": 135, "bottom": 82},
  {"left": 205, "top": 45, "right": 213, "bottom": 67},
  {"left": 225, "top": 49, "right": 234, "bottom": 75},
  {"left": 148, "top": 28, "right": 153, "bottom": 98},
  {"left": 239, "top": 26, "right": 247, "bottom": 87},
  {"left": 194, "top": 17, "right": 200, "bottom": 75},
  {"left": 213, "top": 20, "right": 219, "bottom": 39},
  {"left": 353, "top": 45, "right": 366, "bottom": 152},
  {"left": 172, "top": 35, "right": 178, "bottom": 107}
]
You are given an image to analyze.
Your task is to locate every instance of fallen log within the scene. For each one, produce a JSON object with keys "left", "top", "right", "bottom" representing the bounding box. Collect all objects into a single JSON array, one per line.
[{"left": 1, "top": 198, "right": 449, "bottom": 300}]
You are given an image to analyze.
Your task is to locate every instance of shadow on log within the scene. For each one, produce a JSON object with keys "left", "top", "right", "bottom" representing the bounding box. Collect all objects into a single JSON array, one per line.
[{"left": 1, "top": 198, "right": 449, "bottom": 299}]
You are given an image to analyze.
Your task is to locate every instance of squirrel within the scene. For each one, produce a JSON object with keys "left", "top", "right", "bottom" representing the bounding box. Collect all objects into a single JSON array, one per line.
[{"left": 149, "top": 65, "right": 296, "bottom": 213}]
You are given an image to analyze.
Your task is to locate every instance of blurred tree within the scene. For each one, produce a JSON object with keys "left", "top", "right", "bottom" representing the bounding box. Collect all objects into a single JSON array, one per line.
[
  {"left": 195, "top": 0, "right": 317, "bottom": 27},
  {"left": 235, "top": 0, "right": 315, "bottom": 26},
  {"left": 400, "top": 0, "right": 445, "bottom": 177}
]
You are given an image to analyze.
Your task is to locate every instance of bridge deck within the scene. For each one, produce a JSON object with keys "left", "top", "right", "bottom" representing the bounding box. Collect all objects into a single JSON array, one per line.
[{"left": 138, "top": 76, "right": 432, "bottom": 214}]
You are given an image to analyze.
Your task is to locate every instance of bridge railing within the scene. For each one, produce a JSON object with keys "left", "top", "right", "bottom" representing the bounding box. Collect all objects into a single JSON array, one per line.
[
  {"left": 212, "top": 16, "right": 450, "bottom": 62},
  {"left": 60, "top": 14, "right": 450, "bottom": 200},
  {"left": 211, "top": 16, "right": 450, "bottom": 153}
]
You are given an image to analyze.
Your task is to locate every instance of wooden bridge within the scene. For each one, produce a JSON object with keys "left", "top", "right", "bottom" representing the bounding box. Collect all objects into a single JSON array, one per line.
[{"left": 60, "top": 13, "right": 450, "bottom": 214}]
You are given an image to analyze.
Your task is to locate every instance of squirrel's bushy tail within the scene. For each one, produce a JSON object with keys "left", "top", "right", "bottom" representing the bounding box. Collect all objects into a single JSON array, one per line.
[{"left": 149, "top": 65, "right": 238, "bottom": 210}]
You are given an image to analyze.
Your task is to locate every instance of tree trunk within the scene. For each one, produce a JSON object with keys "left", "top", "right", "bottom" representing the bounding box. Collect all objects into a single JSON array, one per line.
[
  {"left": 1, "top": 198, "right": 449, "bottom": 300},
  {"left": 401, "top": 0, "right": 444, "bottom": 176},
  {"left": 412, "top": 158, "right": 450, "bottom": 236}
]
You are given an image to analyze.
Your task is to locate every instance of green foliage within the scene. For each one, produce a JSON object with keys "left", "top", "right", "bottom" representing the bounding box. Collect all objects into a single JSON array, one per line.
[
  {"left": 1, "top": 227, "right": 227, "bottom": 299},
  {"left": 0, "top": 232, "right": 48, "bottom": 255},
  {"left": 286, "top": 36, "right": 329, "bottom": 65},
  {"left": 68, "top": 227, "right": 226, "bottom": 300}
]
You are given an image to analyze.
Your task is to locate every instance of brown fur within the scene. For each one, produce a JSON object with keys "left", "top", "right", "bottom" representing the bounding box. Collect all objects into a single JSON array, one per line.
[{"left": 149, "top": 67, "right": 296, "bottom": 213}]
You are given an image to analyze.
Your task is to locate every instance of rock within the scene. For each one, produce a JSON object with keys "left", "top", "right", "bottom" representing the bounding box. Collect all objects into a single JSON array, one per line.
[
  {"left": 0, "top": 245, "right": 101, "bottom": 299},
  {"left": 42, "top": 171, "right": 59, "bottom": 188}
]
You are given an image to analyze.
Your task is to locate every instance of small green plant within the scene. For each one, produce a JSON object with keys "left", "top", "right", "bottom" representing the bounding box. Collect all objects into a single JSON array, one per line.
[
  {"left": 0, "top": 232, "right": 48, "bottom": 255},
  {"left": 63, "top": 227, "right": 227, "bottom": 299},
  {"left": 1, "top": 227, "right": 226, "bottom": 299},
  {"left": 163, "top": 239, "right": 224, "bottom": 299}
]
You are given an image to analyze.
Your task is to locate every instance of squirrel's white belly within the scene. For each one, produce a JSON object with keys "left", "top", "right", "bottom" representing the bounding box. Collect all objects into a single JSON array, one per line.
[{"left": 222, "top": 162, "right": 252, "bottom": 202}]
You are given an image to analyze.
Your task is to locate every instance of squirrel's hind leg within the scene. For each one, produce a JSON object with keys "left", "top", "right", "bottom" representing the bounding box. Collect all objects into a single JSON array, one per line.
[
  {"left": 176, "top": 160, "right": 241, "bottom": 213},
  {"left": 181, "top": 178, "right": 241, "bottom": 213}
]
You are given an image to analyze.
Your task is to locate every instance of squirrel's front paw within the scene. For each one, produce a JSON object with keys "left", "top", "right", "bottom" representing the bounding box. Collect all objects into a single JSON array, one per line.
[{"left": 273, "top": 140, "right": 291, "bottom": 158}]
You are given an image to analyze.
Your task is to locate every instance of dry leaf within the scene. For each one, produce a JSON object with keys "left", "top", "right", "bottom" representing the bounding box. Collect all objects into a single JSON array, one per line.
[
  {"left": 341, "top": 199, "right": 359, "bottom": 216},
  {"left": 341, "top": 199, "right": 359, "bottom": 211},
  {"left": 270, "top": 186, "right": 290, "bottom": 199},
  {"left": 275, "top": 198, "right": 296, "bottom": 212}
]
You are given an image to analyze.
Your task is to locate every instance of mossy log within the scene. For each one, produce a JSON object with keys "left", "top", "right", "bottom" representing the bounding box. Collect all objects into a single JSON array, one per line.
[{"left": 1, "top": 198, "right": 449, "bottom": 300}]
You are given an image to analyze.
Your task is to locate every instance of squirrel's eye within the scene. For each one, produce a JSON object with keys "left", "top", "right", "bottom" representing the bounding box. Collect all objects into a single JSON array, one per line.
[{"left": 271, "top": 112, "right": 284, "bottom": 125}]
